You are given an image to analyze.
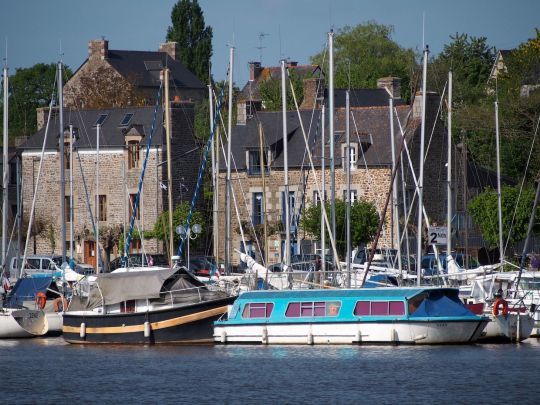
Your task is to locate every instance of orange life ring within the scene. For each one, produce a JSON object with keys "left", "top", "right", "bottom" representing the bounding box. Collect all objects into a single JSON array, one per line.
[
  {"left": 36, "top": 292, "right": 47, "bottom": 310},
  {"left": 492, "top": 298, "right": 509, "bottom": 316},
  {"left": 52, "top": 297, "right": 68, "bottom": 312}
]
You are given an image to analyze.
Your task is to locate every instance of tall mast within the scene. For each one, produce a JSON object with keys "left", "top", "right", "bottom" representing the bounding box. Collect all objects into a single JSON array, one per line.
[
  {"left": 321, "top": 106, "right": 326, "bottom": 273},
  {"left": 328, "top": 30, "right": 336, "bottom": 248},
  {"left": 58, "top": 62, "right": 66, "bottom": 263},
  {"left": 95, "top": 124, "right": 100, "bottom": 273},
  {"left": 389, "top": 96, "right": 402, "bottom": 271},
  {"left": 447, "top": 70, "right": 453, "bottom": 258},
  {"left": 281, "top": 59, "right": 291, "bottom": 268},
  {"left": 209, "top": 83, "right": 218, "bottom": 261},
  {"left": 69, "top": 125, "right": 74, "bottom": 259},
  {"left": 416, "top": 45, "right": 429, "bottom": 286},
  {"left": 495, "top": 100, "right": 504, "bottom": 267},
  {"left": 259, "top": 122, "right": 268, "bottom": 266},
  {"left": 164, "top": 68, "right": 174, "bottom": 262},
  {"left": 2, "top": 65, "right": 8, "bottom": 269},
  {"left": 225, "top": 46, "right": 234, "bottom": 274},
  {"left": 345, "top": 90, "right": 351, "bottom": 287}
]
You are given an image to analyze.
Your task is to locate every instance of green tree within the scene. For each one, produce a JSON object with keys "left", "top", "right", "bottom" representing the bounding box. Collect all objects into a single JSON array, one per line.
[
  {"left": 430, "top": 33, "right": 496, "bottom": 104},
  {"left": 1, "top": 63, "right": 72, "bottom": 142},
  {"left": 166, "top": 0, "right": 213, "bottom": 83},
  {"left": 468, "top": 186, "right": 539, "bottom": 249},
  {"left": 301, "top": 198, "right": 380, "bottom": 258},
  {"left": 258, "top": 70, "right": 305, "bottom": 111},
  {"left": 311, "top": 21, "right": 416, "bottom": 102},
  {"left": 150, "top": 202, "right": 206, "bottom": 251}
]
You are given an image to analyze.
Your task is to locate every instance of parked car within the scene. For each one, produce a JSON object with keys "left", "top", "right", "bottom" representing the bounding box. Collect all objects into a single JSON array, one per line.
[
  {"left": 9, "top": 255, "right": 63, "bottom": 277},
  {"left": 108, "top": 254, "right": 169, "bottom": 272}
]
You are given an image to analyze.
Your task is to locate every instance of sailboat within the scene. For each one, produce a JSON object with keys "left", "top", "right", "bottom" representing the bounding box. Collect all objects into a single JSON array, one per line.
[{"left": 0, "top": 60, "right": 48, "bottom": 338}]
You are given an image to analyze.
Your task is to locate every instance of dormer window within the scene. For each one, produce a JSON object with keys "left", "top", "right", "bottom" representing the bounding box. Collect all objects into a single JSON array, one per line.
[
  {"left": 128, "top": 141, "right": 140, "bottom": 169},
  {"left": 341, "top": 142, "right": 358, "bottom": 170},
  {"left": 120, "top": 113, "right": 134, "bottom": 127},
  {"left": 247, "top": 149, "right": 269, "bottom": 175},
  {"left": 94, "top": 113, "right": 108, "bottom": 126}
]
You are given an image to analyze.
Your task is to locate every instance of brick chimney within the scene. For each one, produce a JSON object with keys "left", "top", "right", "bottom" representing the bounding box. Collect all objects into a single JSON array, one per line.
[
  {"left": 377, "top": 76, "right": 401, "bottom": 99},
  {"left": 159, "top": 42, "right": 179, "bottom": 60},
  {"left": 300, "top": 78, "right": 324, "bottom": 110},
  {"left": 249, "top": 61, "right": 262, "bottom": 81},
  {"left": 88, "top": 38, "right": 109, "bottom": 61}
]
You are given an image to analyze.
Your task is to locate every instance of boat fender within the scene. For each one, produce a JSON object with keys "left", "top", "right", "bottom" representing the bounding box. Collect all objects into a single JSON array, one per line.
[
  {"left": 36, "top": 292, "right": 47, "bottom": 309},
  {"left": 220, "top": 330, "right": 227, "bottom": 343},
  {"left": 53, "top": 297, "right": 68, "bottom": 312},
  {"left": 261, "top": 326, "right": 268, "bottom": 344},
  {"left": 80, "top": 323, "right": 86, "bottom": 339},
  {"left": 307, "top": 331, "right": 314, "bottom": 345},
  {"left": 355, "top": 330, "right": 362, "bottom": 343},
  {"left": 390, "top": 328, "right": 397, "bottom": 343},
  {"left": 144, "top": 321, "right": 151, "bottom": 338},
  {"left": 493, "top": 298, "right": 509, "bottom": 316}
]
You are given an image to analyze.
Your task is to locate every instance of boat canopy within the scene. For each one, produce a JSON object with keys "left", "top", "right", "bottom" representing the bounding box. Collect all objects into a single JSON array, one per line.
[
  {"left": 409, "top": 289, "right": 474, "bottom": 317},
  {"left": 5, "top": 276, "right": 53, "bottom": 307}
]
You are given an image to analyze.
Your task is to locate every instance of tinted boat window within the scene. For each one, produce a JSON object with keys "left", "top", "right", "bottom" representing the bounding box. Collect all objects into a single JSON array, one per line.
[
  {"left": 354, "top": 301, "right": 370, "bottom": 316},
  {"left": 389, "top": 301, "right": 405, "bottom": 315},
  {"left": 286, "top": 301, "right": 341, "bottom": 317},
  {"left": 371, "top": 302, "right": 389, "bottom": 316},
  {"left": 242, "top": 303, "right": 274, "bottom": 318}
]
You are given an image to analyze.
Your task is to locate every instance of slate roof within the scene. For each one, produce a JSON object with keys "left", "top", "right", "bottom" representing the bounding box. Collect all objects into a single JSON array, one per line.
[
  {"left": 333, "top": 89, "right": 406, "bottom": 108},
  {"left": 223, "top": 104, "right": 413, "bottom": 171},
  {"left": 21, "top": 106, "right": 165, "bottom": 150}
]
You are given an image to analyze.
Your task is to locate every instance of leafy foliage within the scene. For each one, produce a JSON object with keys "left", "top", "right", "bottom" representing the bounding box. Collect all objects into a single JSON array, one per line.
[
  {"left": 0, "top": 63, "right": 72, "bottom": 142},
  {"left": 235, "top": 220, "right": 282, "bottom": 263},
  {"left": 468, "top": 186, "right": 539, "bottom": 249},
  {"left": 301, "top": 198, "right": 380, "bottom": 258},
  {"left": 166, "top": 0, "right": 213, "bottom": 83},
  {"left": 310, "top": 21, "right": 416, "bottom": 102},
  {"left": 258, "top": 70, "right": 305, "bottom": 111}
]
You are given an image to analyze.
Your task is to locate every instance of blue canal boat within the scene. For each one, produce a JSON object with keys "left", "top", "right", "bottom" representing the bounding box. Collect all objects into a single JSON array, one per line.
[{"left": 214, "top": 287, "right": 489, "bottom": 344}]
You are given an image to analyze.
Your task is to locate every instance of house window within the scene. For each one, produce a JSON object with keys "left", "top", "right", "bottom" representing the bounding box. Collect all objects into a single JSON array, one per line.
[
  {"left": 129, "top": 194, "right": 140, "bottom": 220},
  {"left": 313, "top": 190, "right": 327, "bottom": 204},
  {"left": 281, "top": 191, "right": 295, "bottom": 226},
  {"left": 98, "top": 195, "right": 107, "bottom": 221},
  {"left": 343, "top": 189, "right": 358, "bottom": 203},
  {"left": 9, "top": 162, "right": 17, "bottom": 185},
  {"left": 64, "top": 196, "right": 71, "bottom": 223},
  {"left": 252, "top": 192, "right": 263, "bottom": 225},
  {"left": 242, "top": 303, "right": 274, "bottom": 319},
  {"left": 128, "top": 141, "right": 140, "bottom": 169},
  {"left": 130, "top": 239, "right": 141, "bottom": 254},
  {"left": 64, "top": 142, "right": 71, "bottom": 170},
  {"left": 349, "top": 145, "right": 357, "bottom": 169},
  {"left": 248, "top": 150, "right": 267, "bottom": 175},
  {"left": 120, "top": 113, "right": 134, "bottom": 127}
]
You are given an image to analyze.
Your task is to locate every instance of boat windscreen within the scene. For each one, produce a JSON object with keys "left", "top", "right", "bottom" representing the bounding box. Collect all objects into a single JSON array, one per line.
[{"left": 409, "top": 289, "right": 474, "bottom": 318}]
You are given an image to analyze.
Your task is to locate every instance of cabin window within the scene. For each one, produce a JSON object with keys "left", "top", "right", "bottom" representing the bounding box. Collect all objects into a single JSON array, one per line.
[
  {"left": 354, "top": 301, "right": 404, "bottom": 316},
  {"left": 242, "top": 302, "right": 274, "bottom": 319},
  {"left": 121, "top": 300, "right": 136, "bottom": 313},
  {"left": 128, "top": 141, "right": 140, "bottom": 169},
  {"left": 285, "top": 301, "right": 341, "bottom": 317}
]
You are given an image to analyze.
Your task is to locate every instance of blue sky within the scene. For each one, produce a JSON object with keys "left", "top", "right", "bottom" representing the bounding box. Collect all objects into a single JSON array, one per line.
[{"left": 1, "top": 0, "right": 538, "bottom": 86}]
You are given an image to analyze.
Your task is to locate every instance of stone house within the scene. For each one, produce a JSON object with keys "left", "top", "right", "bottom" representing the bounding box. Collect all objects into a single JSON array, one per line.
[
  {"left": 63, "top": 38, "right": 206, "bottom": 108},
  {"left": 216, "top": 73, "right": 456, "bottom": 267},
  {"left": 20, "top": 100, "right": 201, "bottom": 268}
]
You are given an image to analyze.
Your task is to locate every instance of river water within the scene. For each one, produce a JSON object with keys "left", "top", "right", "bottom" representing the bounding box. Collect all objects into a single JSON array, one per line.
[{"left": 1, "top": 337, "right": 539, "bottom": 404}]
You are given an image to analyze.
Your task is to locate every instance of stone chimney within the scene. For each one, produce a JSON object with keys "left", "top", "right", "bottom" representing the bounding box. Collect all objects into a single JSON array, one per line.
[
  {"left": 377, "top": 76, "right": 401, "bottom": 99},
  {"left": 300, "top": 78, "right": 324, "bottom": 110},
  {"left": 88, "top": 38, "right": 109, "bottom": 61},
  {"left": 413, "top": 91, "right": 440, "bottom": 119},
  {"left": 249, "top": 61, "right": 262, "bottom": 81},
  {"left": 36, "top": 107, "right": 58, "bottom": 131},
  {"left": 159, "top": 42, "right": 179, "bottom": 60},
  {"left": 237, "top": 102, "right": 247, "bottom": 125}
]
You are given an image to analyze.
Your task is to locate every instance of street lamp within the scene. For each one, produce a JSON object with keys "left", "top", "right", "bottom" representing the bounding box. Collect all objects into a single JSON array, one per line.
[{"left": 176, "top": 223, "right": 202, "bottom": 271}]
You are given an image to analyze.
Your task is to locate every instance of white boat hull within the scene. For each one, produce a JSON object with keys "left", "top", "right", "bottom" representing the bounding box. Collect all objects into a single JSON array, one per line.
[
  {"left": 0, "top": 308, "right": 48, "bottom": 338},
  {"left": 215, "top": 320, "right": 488, "bottom": 345}
]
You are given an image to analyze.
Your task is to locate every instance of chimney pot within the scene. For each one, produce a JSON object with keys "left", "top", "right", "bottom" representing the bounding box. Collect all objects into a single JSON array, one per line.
[{"left": 88, "top": 38, "right": 108, "bottom": 60}]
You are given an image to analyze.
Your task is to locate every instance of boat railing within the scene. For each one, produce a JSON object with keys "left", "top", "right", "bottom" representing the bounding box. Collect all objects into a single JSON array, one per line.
[{"left": 161, "top": 284, "right": 208, "bottom": 305}]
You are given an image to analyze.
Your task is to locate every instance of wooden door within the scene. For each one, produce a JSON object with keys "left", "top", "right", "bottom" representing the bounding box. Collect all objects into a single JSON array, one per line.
[{"left": 84, "top": 241, "right": 96, "bottom": 267}]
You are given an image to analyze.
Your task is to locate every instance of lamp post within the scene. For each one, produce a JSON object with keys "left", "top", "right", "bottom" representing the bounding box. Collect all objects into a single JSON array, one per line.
[{"left": 176, "top": 223, "right": 202, "bottom": 271}]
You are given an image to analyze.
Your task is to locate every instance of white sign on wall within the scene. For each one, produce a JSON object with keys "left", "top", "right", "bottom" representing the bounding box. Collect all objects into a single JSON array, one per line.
[{"left": 428, "top": 226, "right": 447, "bottom": 245}]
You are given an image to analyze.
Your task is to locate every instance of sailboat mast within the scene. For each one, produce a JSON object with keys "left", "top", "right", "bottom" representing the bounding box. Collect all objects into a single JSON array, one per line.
[
  {"left": 321, "top": 106, "right": 326, "bottom": 273},
  {"left": 281, "top": 59, "right": 291, "bottom": 268},
  {"left": 447, "top": 70, "right": 453, "bottom": 257},
  {"left": 345, "top": 90, "right": 351, "bottom": 287},
  {"left": 96, "top": 124, "right": 100, "bottom": 273},
  {"left": 328, "top": 30, "right": 336, "bottom": 248},
  {"left": 495, "top": 100, "right": 504, "bottom": 267},
  {"left": 58, "top": 62, "right": 66, "bottom": 263},
  {"left": 416, "top": 45, "right": 429, "bottom": 286},
  {"left": 69, "top": 125, "right": 74, "bottom": 259},
  {"left": 209, "top": 83, "right": 218, "bottom": 262},
  {"left": 2, "top": 65, "right": 8, "bottom": 269},
  {"left": 259, "top": 122, "right": 268, "bottom": 266},
  {"left": 389, "top": 96, "right": 402, "bottom": 272},
  {"left": 164, "top": 68, "right": 174, "bottom": 262},
  {"left": 225, "top": 46, "right": 234, "bottom": 274}
]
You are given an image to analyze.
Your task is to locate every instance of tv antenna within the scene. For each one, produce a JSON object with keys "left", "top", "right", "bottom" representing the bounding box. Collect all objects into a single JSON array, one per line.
[{"left": 256, "top": 32, "right": 269, "bottom": 64}]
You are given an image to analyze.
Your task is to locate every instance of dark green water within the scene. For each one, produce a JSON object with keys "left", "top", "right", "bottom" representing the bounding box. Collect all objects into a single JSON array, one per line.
[{"left": 1, "top": 337, "right": 539, "bottom": 404}]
